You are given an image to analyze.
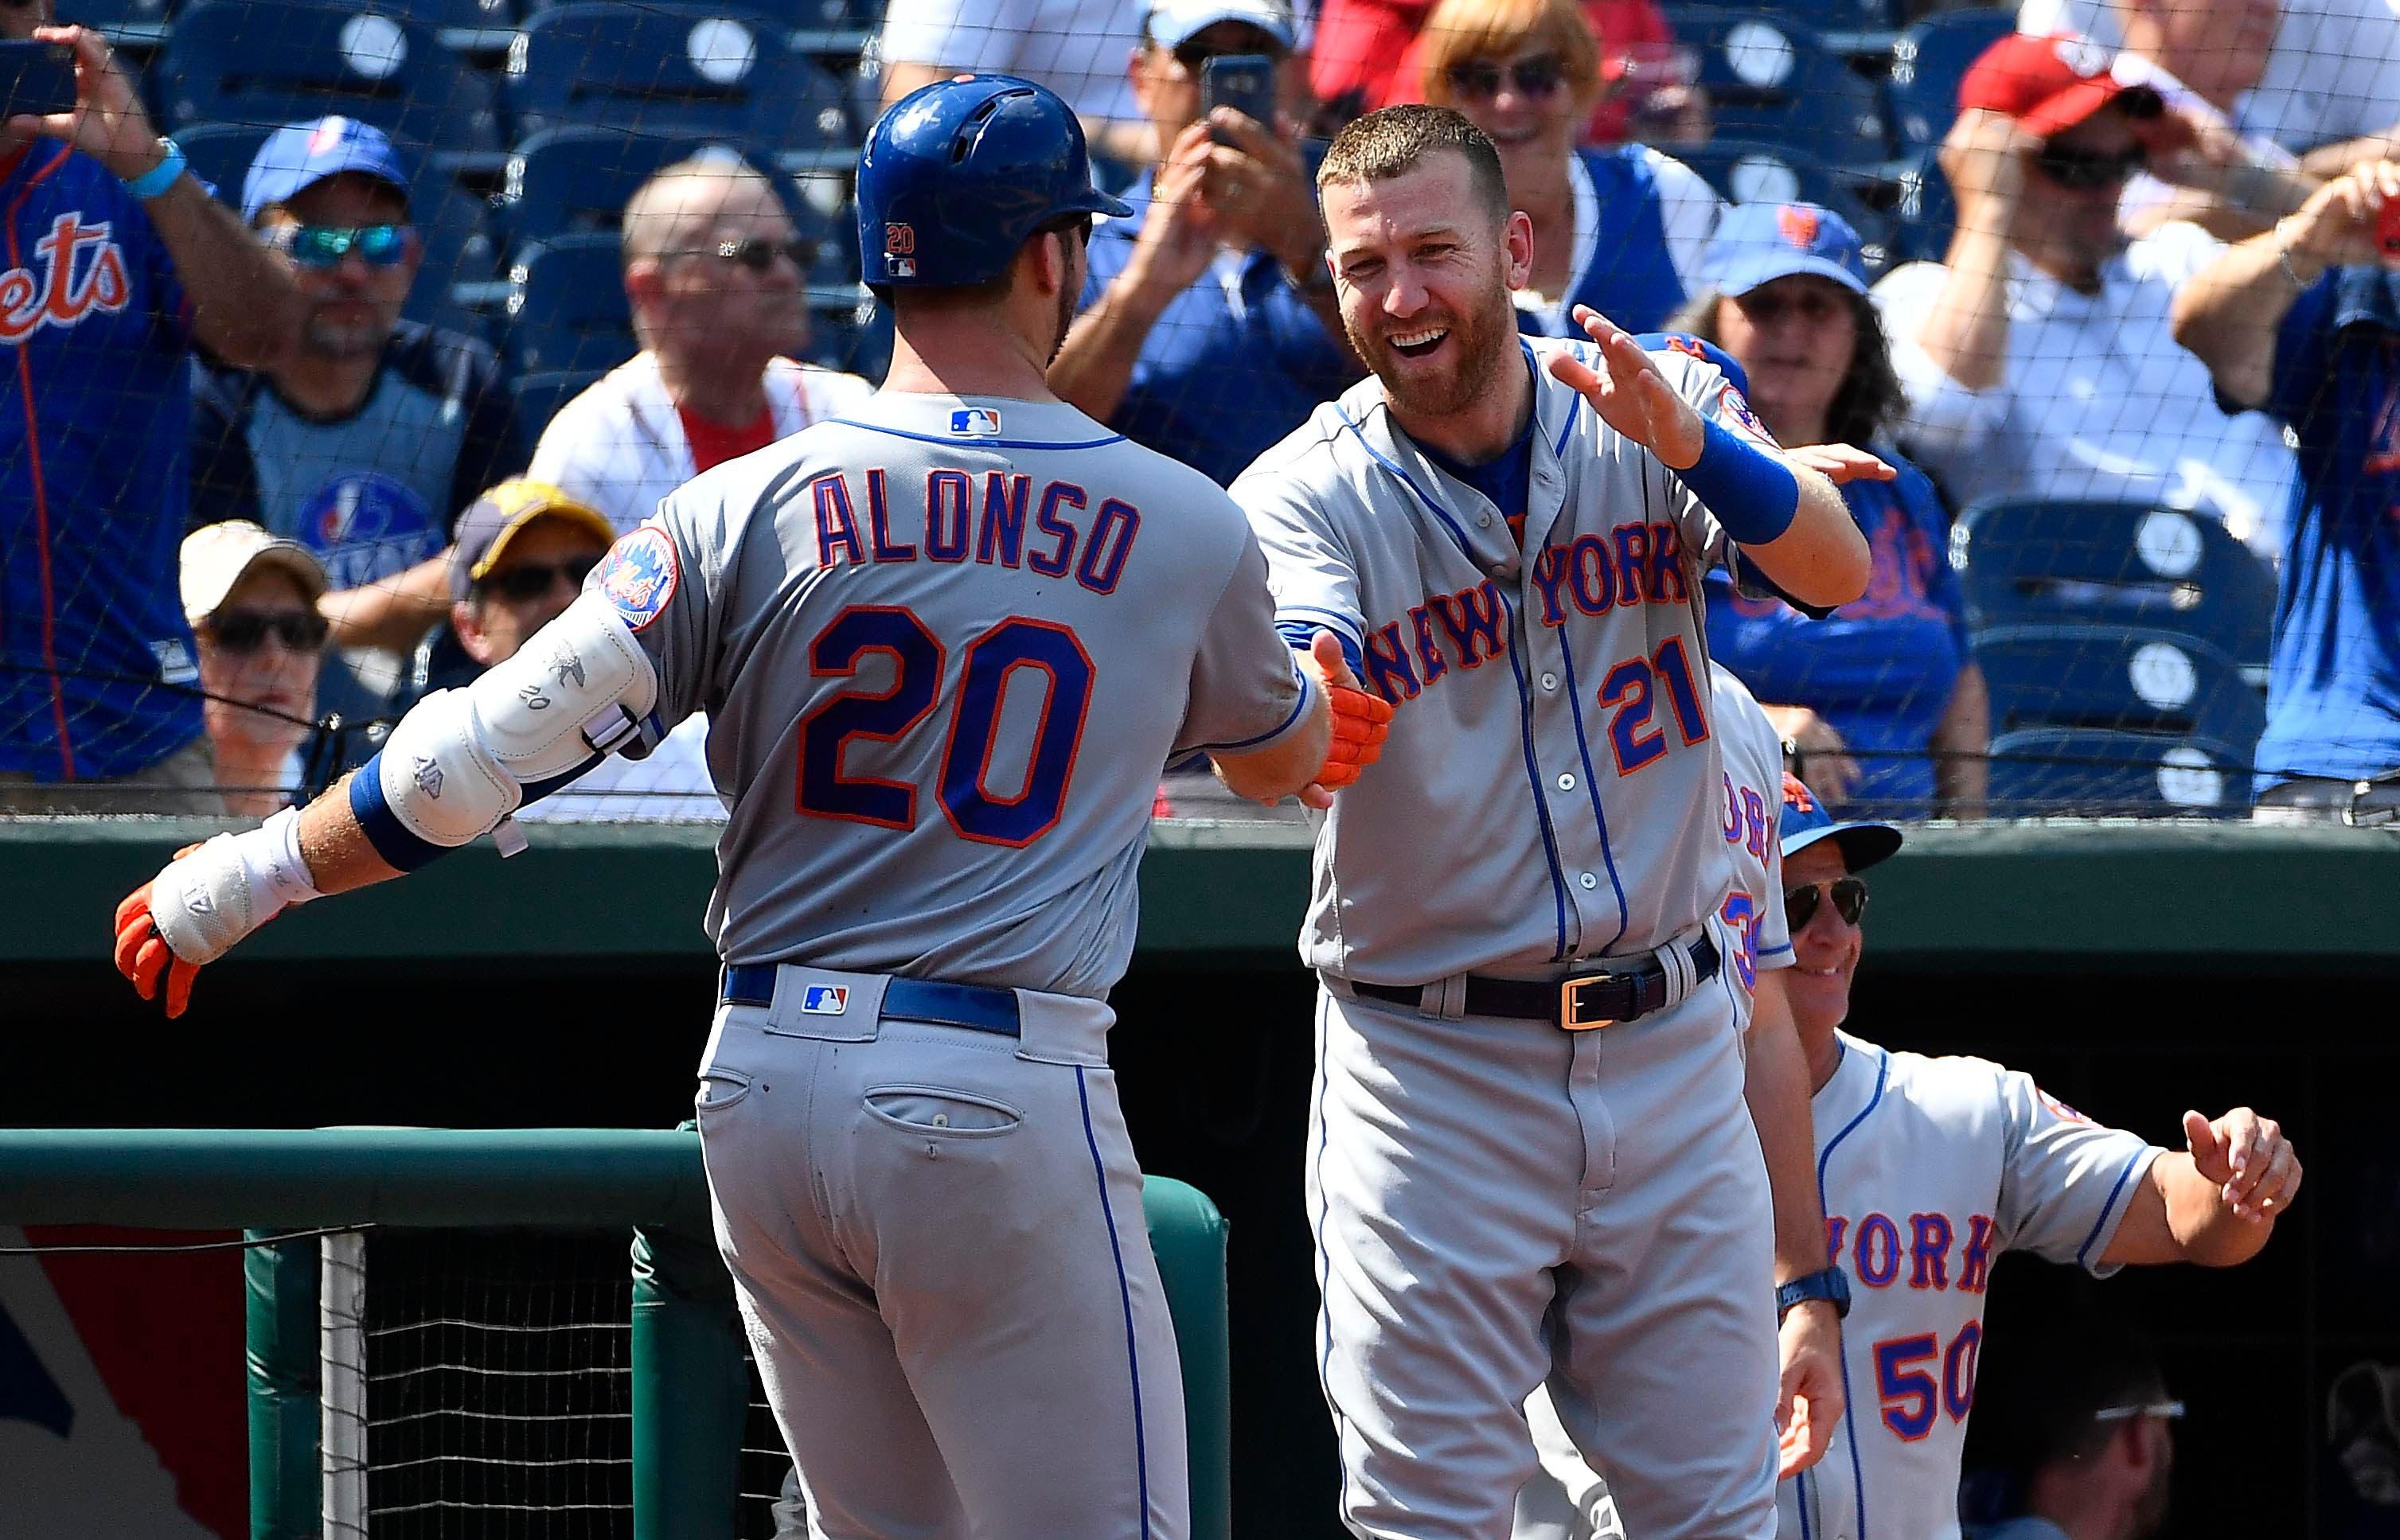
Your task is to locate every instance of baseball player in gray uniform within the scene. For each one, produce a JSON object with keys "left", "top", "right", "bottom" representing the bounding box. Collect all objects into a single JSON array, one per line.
[
  {"left": 112, "top": 76, "right": 1387, "bottom": 1540},
  {"left": 1233, "top": 104, "right": 1872, "bottom": 1540}
]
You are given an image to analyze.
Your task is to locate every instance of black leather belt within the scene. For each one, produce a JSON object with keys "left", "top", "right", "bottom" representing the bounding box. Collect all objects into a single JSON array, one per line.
[
  {"left": 720, "top": 965, "right": 1021, "bottom": 1038},
  {"left": 1352, "top": 934, "right": 1719, "bottom": 1030}
]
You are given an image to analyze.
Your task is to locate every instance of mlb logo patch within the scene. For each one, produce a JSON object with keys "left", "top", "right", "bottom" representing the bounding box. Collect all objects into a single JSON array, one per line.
[
  {"left": 595, "top": 524, "right": 680, "bottom": 632},
  {"left": 800, "top": 984, "right": 849, "bottom": 1016},
  {"left": 886, "top": 255, "right": 917, "bottom": 279},
  {"left": 950, "top": 407, "right": 1002, "bottom": 437}
]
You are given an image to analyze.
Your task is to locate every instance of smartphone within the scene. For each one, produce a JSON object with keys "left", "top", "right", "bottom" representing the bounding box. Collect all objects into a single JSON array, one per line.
[
  {"left": 1200, "top": 54, "right": 1276, "bottom": 142},
  {"left": 0, "top": 41, "right": 76, "bottom": 121},
  {"left": 2378, "top": 195, "right": 2400, "bottom": 259}
]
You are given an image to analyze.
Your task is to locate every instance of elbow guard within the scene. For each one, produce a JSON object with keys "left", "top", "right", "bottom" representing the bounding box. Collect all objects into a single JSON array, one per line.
[{"left": 369, "top": 593, "right": 661, "bottom": 852}]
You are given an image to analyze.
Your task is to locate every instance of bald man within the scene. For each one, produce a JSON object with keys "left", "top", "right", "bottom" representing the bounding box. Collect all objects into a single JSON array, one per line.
[{"left": 526, "top": 153, "right": 873, "bottom": 532}]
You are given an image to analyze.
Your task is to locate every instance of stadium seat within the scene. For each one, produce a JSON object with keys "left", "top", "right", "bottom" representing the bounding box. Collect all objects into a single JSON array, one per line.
[
  {"left": 1986, "top": 727, "right": 2252, "bottom": 816},
  {"left": 1885, "top": 145, "right": 1954, "bottom": 265},
  {"left": 1974, "top": 626, "right": 2265, "bottom": 754},
  {"left": 806, "top": 293, "right": 891, "bottom": 384},
  {"left": 1885, "top": 6, "right": 2014, "bottom": 153},
  {"left": 64, "top": 0, "right": 174, "bottom": 45},
  {"left": 1953, "top": 498, "right": 2277, "bottom": 674},
  {"left": 509, "top": 368, "right": 606, "bottom": 437},
  {"left": 1661, "top": 8, "right": 1890, "bottom": 167},
  {"left": 1668, "top": 140, "right": 1893, "bottom": 263},
  {"left": 175, "top": 119, "right": 274, "bottom": 203},
  {"left": 500, "top": 129, "right": 749, "bottom": 247},
  {"left": 501, "top": 234, "right": 638, "bottom": 375},
  {"left": 504, "top": 5, "right": 855, "bottom": 159},
  {"left": 158, "top": 0, "right": 501, "bottom": 159}
]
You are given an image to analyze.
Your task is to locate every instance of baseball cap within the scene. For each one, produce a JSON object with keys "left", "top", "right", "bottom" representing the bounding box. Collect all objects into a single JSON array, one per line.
[
  {"left": 242, "top": 116, "right": 414, "bottom": 225},
  {"left": 1702, "top": 202, "right": 1870, "bottom": 300},
  {"left": 181, "top": 521, "right": 328, "bottom": 626},
  {"left": 1778, "top": 772, "right": 1903, "bottom": 872},
  {"left": 1957, "top": 33, "right": 2163, "bottom": 138},
  {"left": 1145, "top": 0, "right": 1296, "bottom": 51},
  {"left": 450, "top": 480, "right": 618, "bottom": 602}
]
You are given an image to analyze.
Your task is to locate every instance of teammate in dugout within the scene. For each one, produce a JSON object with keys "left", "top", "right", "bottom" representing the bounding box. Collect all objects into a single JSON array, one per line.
[
  {"left": 1528, "top": 777, "right": 2302, "bottom": 1540},
  {"left": 111, "top": 74, "right": 1391, "bottom": 1540},
  {"left": 1232, "top": 103, "right": 1873, "bottom": 1540}
]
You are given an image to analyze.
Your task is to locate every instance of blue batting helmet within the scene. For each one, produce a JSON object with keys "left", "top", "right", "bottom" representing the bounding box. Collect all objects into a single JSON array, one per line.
[{"left": 855, "top": 73, "right": 1132, "bottom": 288}]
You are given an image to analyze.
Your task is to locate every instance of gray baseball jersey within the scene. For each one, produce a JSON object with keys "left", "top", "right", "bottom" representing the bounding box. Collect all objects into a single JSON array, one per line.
[
  {"left": 603, "top": 392, "right": 1309, "bottom": 992},
  {"left": 1236, "top": 334, "right": 1781, "bottom": 984},
  {"left": 1787, "top": 1041, "right": 2162, "bottom": 1540}
]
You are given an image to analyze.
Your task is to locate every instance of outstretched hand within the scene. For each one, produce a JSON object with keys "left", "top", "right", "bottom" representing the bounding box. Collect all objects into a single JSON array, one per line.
[
  {"left": 1297, "top": 630, "right": 1393, "bottom": 810},
  {"left": 2183, "top": 1106, "right": 2302, "bottom": 1221},
  {"left": 1784, "top": 443, "right": 1895, "bottom": 485},
  {"left": 1544, "top": 306, "right": 1707, "bottom": 469},
  {"left": 111, "top": 842, "right": 204, "bottom": 1019}
]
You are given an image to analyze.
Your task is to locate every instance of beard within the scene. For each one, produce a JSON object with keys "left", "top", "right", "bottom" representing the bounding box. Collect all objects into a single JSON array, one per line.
[
  {"left": 1345, "top": 285, "right": 1519, "bottom": 421},
  {"left": 301, "top": 305, "right": 391, "bottom": 361},
  {"left": 1047, "top": 274, "right": 1076, "bottom": 365}
]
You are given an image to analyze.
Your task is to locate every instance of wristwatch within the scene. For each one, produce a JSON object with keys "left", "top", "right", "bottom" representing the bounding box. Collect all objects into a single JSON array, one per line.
[{"left": 1775, "top": 1266, "right": 1852, "bottom": 1323}]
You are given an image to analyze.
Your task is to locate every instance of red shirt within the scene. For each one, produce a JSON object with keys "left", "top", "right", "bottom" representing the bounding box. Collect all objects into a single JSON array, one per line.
[{"left": 677, "top": 402, "right": 777, "bottom": 473}]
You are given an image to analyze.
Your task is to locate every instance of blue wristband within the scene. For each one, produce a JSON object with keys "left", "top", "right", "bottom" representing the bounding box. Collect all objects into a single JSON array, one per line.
[
  {"left": 1672, "top": 419, "right": 1800, "bottom": 546},
  {"left": 122, "top": 139, "right": 185, "bottom": 201}
]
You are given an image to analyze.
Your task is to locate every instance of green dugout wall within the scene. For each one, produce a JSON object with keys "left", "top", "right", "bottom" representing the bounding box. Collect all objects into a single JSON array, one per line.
[{"left": 7, "top": 817, "right": 2399, "bottom": 1536}]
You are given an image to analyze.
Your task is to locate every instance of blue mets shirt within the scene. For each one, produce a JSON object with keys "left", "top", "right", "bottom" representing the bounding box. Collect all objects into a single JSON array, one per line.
[
  {"left": 1080, "top": 180, "right": 1356, "bottom": 486},
  {"left": 1512, "top": 146, "right": 1721, "bottom": 341},
  {"left": 0, "top": 142, "right": 202, "bottom": 781},
  {"left": 2245, "top": 267, "right": 2400, "bottom": 785}
]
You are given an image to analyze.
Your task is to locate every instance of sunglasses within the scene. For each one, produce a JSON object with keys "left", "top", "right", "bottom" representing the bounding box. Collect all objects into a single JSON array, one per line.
[
  {"left": 207, "top": 608, "right": 330, "bottom": 654},
  {"left": 1785, "top": 876, "right": 1868, "bottom": 933},
  {"left": 266, "top": 222, "right": 419, "bottom": 271},
  {"left": 1173, "top": 35, "right": 1288, "bottom": 71},
  {"left": 1443, "top": 53, "right": 1567, "bottom": 101},
  {"left": 1733, "top": 287, "right": 1856, "bottom": 326},
  {"left": 2094, "top": 1399, "right": 2186, "bottom": 1423},
  {"left": 478, "top": 553, "right": 600, "bottom": 602},
  {"left": 666, "top": 236, "right": 818, "bottom": 273},
  {"left": 2031, "top": 143, "right": 2145, "bottom": 190}
]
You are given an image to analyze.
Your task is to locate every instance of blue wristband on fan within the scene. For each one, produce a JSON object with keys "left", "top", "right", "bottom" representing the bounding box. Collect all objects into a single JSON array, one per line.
[
  {"left": 123, "top": 139, "right": 185, "bottom": 201},
  {"left": 1673, "top": 419, "right": 1799, "bottom": 546}
]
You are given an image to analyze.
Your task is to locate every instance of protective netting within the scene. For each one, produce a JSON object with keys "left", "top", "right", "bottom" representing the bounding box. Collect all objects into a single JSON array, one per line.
[{"left": 2, "top": 0, "right": 2390, "bottom": 819}]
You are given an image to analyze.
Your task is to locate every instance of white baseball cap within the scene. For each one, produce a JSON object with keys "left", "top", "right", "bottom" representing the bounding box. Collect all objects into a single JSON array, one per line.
[
  {"left": 1145, "top": 0, "right": 1295, "bottom": 50},
  {"left": 181, "top": 520, "right": 328, "bottom": 626}
]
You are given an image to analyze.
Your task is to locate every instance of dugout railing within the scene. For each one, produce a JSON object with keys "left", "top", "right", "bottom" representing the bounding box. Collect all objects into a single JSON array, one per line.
[{"left": 0, "top": 1126, "right": 1235, "bottom": 1540}]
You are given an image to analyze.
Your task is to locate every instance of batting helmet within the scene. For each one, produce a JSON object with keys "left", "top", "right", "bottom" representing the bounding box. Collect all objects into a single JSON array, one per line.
[{"left": 855, "top": 73, "right": 1133, "bottom": 288}]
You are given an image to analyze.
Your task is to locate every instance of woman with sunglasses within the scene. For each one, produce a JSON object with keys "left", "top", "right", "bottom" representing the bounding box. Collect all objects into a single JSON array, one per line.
[
  {"left": 1668, "top": 202, "right": 1989, "bottom": 819},
  {"left": 1414, "top": 0, "right": 1723, "bottom": 337},
  {"left": 180, "top": 523, "right": 334, "bottom": 817}
]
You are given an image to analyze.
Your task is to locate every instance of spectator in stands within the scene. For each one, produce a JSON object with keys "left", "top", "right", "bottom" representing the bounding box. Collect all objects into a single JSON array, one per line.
[
  {"left": 2172, "top": 160, "right": 2400, "bottom": 808},
  {"left": 877, "top": 0, "right": 1153, "bottom": 163},
  {"left": 1965, "top": 1332, "right": 2181, "bottom": 1540},
  {"left": 1313, "top": 0, "right": 1705, "bottom": 146},
  {"left": 526, "top": 155, "right": 872, "bottom": 534},
  {"left": 411, "top": 480, "right": 719, "bottom": 821},
  {"left": 180, "top": 522, "right": 330, "bottom": 817},
  {"left": 1417, "top": 0, "right": 1721, "bottom": 337},
  {"left": 0, "top": 15, "right": 306, "bottom": 813},
  {"left": 2103, "top": 0, "right": 2320, "bottom": 238},
  {"left": 191, "top": 118, "right": 528, "bottom": 663},
  {"left": 1672, "top": 203, "right": 1989, "bottom": 817},
  {"left": 1871, "top": 34, "right": 2297, "bottom": 555},
  {"left": 1051, "top": 0, "right": 1360, "bottom": 485}
]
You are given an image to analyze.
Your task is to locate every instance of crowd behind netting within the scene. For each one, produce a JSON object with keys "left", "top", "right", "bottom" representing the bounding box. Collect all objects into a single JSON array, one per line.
[{"left": 4, "top": 0, "right": 2398, "bottom": 823}]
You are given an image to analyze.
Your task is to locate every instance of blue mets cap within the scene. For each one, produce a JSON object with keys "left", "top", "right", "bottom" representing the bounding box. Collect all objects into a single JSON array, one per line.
[
  {"left": 1778, "top": 772, "right": 1903, "bottom": 871},
  {"left": 242, "top": 117, "right": 413, "bottom": 225},
  {"left": 1702, "top": 201, "right": 1871, "bottom": 300}
]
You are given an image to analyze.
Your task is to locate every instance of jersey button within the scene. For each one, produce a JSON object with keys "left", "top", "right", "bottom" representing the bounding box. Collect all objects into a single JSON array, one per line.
[
  {"left": 1579, "top": 871, "right": 1598, "bottom": 890},
  {"left": 1540, "top": 673, "right": 1559, "bottom": 691},
  {"left": 1477, "top": 514, "right": 1492, "bottom": 528},
  {"left": 1556, "top": 773, "right": 1576, "bottom": 792}
]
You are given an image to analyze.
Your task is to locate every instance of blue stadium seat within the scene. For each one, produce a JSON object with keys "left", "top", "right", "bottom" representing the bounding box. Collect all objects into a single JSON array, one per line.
[
  {"left": 505, "top": 5, "right": 854, "bottom": 160},
  {"left": 174, "top": 119, "right": 273, "bottom": 203},
  {"left": 1663, "top": 8, "right": 1890, "bottom": 167},
  {"left": 158, "top": 1, "right": 501, "bottom": 159},
  {"left": 1975, "top": 626, "right": 2265, "bottom": 753},
  {"left": 1885, "top": 6, "right": 2014, "bottom": 153},
  {"left": 509, "top": 368, "right": 606, "bottom": 438},
  {"left": 501, "top": 233, "right": 636, "bottom": 375},
  {"left": 1953, "top": 498, "right": 2277, "bottom": 675},
  {"left": 64, "top": 0, "right": 175, "bottom": 45},
  {"left": 1986, "top": 727, "right": 2252, "bottom": 816},
  {"left": 1885, "top": 145, "right": 1953, "bottom": 265},
  {"left": 806, "top": 293, "right": 890, "bottom": 384},
  {"left": 1668, "top": 140, "right": 1894, "bottom": 265}
]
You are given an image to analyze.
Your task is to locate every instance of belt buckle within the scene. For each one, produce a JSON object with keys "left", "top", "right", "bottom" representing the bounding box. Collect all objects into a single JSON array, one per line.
[{"left": 1559, "top": 975, "right": 1618, "bottom": 1031}]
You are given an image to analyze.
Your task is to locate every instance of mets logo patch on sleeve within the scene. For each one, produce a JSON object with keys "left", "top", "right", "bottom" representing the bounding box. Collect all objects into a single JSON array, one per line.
[
  {"left": 1719, "top": 381, "right": 1781, "bottom": 448},
  {"left": 596, "top": 524, "right": 679, "bottom": 631}
]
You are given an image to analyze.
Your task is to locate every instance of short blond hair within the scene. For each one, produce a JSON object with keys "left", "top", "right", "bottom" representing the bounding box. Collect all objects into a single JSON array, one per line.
[
  {"left": 1316, "top": 103, "right": 1511, "bottom": 224},
  {"left": 1416, "top": 0, "right": 1602, "bottom": 110}
]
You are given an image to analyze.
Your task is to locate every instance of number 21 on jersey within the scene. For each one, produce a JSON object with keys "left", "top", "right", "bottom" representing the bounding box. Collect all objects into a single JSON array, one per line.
[{"left": 795, "top": 604, "right": 1093, "bottom": 846}]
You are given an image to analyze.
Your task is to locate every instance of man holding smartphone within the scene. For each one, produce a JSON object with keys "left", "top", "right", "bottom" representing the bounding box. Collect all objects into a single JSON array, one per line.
[
  {"left": 0, "top": 3, "right": 306, "bottom": 811},
  {"left": 1050, "top": 0, "right": 1362, "bottom": 485}
]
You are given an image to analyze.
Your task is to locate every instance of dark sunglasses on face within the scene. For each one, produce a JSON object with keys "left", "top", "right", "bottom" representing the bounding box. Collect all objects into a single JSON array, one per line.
[
  {"left": 668, "top": 236, "right": 818, "bottom": 272},
  {"left": 1443, "top": 53, "right": 1567, "bottom": 102},
  {"left": 1735, "top": 287, "right": 1854, "bottom": 326},
  {"left": 266, "top": 222, "right": 419, "bottom": 270},
  {"left": 479, "top": 553, "right": 600, "bottom": 602},
  {"left": 1785, "top": 875, "right": 1869, "bottom": 933},
  {"left": 2031, "top": 142, "right": 2145, "bottom": 191},
  {"left": 207, "top": 608, "right": 330, "bottom": 654},
  {"left": 1172, "top": 35, "right": 1289, "bottom": 71}
]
